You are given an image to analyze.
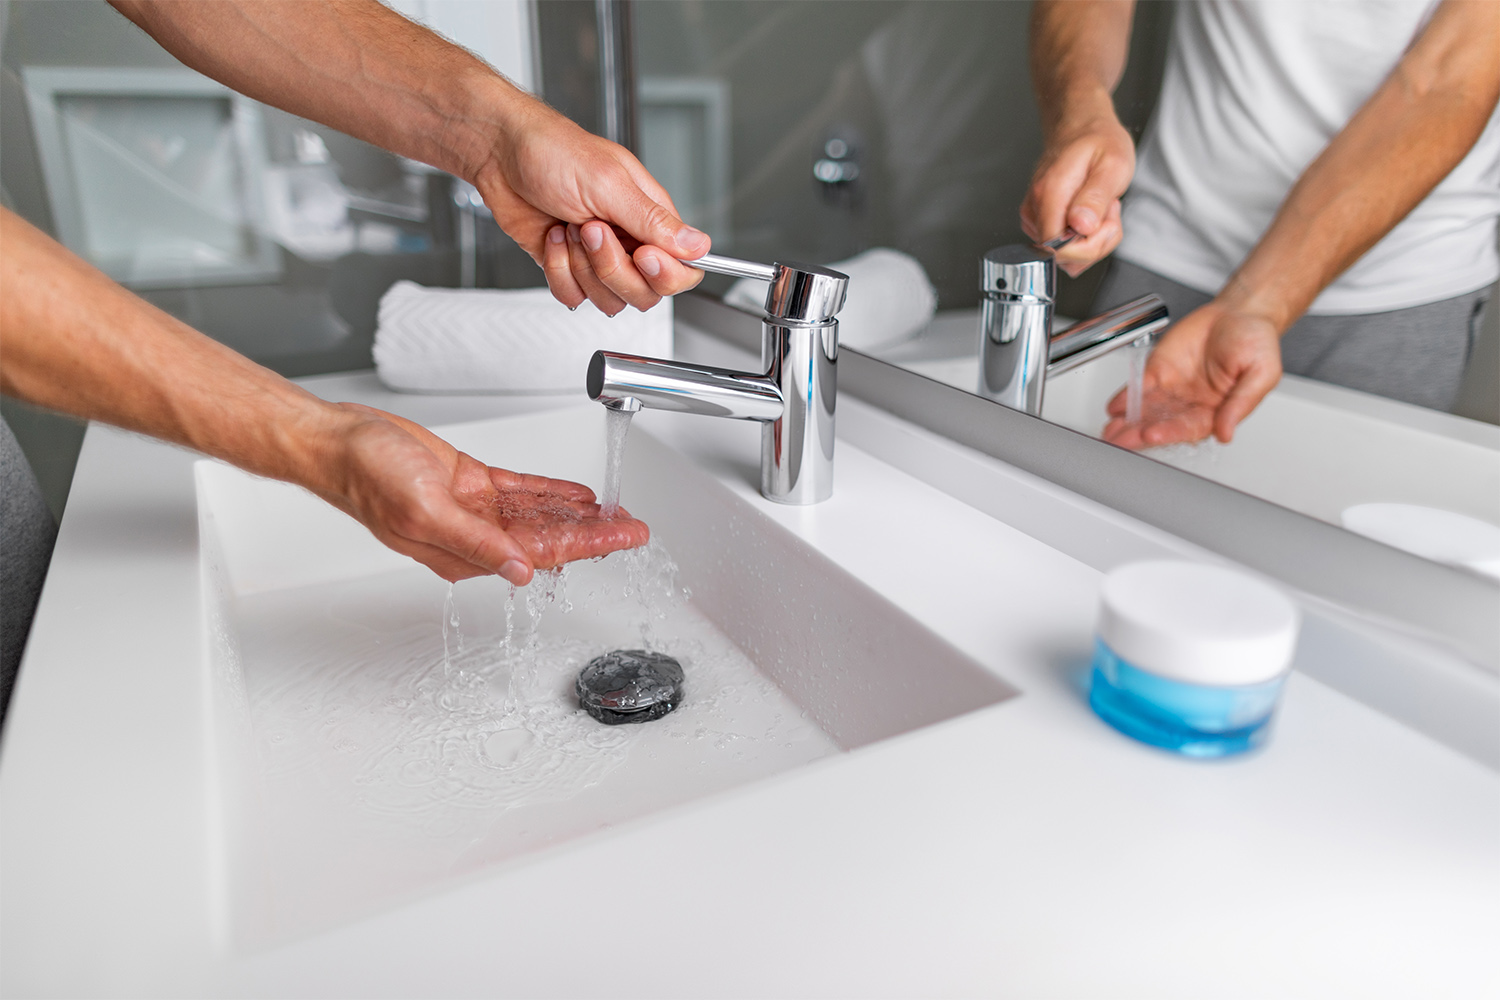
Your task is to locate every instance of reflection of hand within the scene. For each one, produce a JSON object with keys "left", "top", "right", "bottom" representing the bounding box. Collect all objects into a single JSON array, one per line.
[
  {"left": 1103, "top": 302, "right": 1283, "bottom": 448},
  {"left": 314, "top": 403, "right": 649, "bottom": 585},
  {"left": 475, "top": 102, "right": 707, "bottom": 315},
  {"left": 1020, "top": 115, "right": 1134, "bottom": 277}
]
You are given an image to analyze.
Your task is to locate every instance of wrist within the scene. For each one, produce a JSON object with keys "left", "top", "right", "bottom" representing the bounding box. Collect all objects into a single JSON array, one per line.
[
  {"left": 236, "top": 391, "right": 368, "bottom": 499},
  {"left": 451, "top": 69, "right": 541, "bottom": 190},
  {"left": 1215, "top": 272, "right": 1304, "bottom": 336},
  {"left": 1043, "top": 82, "right": 1121, "bottom": 144}
]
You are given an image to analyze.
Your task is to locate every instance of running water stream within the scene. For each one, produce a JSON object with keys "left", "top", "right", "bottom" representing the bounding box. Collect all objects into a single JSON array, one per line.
[
  {"left": 1125, "top": 338, "right": 1151, "bottom": 425},
  {"left": 600, "top": 406, "right": 635, "bottom": 517}
]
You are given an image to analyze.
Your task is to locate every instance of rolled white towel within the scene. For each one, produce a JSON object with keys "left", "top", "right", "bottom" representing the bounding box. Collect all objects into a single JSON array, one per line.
[
  {"left": 373, "top": 281, "right": 673, "bottom": 394},
  {"left": 723, "top": 247, "right": 936, "bottom": 351}
]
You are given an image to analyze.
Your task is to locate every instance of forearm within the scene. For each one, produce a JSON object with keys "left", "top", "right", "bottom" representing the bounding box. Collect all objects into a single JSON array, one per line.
[
  {"left": 107, "top": 0, "right": 525, "bottom": 186},
  {"left": 0, "top": 209, "right": 353, "bottom": 492},
  {"left": 1029, "top": 0, "right": 1135, "bottom": 140},
  {"left": 1221, "top": 0, "right": 1500, "bottom": 331}
]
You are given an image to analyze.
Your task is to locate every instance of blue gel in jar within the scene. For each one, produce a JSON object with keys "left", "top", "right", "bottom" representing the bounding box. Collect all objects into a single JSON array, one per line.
[{"left": 1088, "top": 561, "right": 1299, "bottom": 758}]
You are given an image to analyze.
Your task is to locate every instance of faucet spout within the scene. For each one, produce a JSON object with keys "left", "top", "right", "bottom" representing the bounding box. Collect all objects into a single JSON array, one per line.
[
  {"left": 587, "top": 352, "right": 783, "bottom": 421},
  {"left": 977, "top": 243, "right": 1169, "bottom": 416},
  {"left": 1046, "top": 294, "right": 1168, "bottom": 378},
  {"left": 585, "top": 252, "right": 848, "bottom": 505}
]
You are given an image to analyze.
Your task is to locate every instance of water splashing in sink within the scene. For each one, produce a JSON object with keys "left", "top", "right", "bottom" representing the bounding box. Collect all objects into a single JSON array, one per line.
[{"left": 228, "top": 540, "right": 837, "bottom": 943}]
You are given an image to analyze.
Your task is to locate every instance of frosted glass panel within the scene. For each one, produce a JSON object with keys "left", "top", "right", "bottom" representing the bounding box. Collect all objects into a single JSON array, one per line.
[
  {"left": 639, "top": 77, "right": 730, "bottom": 245},
  {"left": 56, "top": 93, "right": 269, "bottom": 285}
]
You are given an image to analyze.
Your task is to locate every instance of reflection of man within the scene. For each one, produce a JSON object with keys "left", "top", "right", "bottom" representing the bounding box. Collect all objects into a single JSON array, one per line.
[
  {"left": 1022, "top": 0, "right": 1500, "bottom": 448},
  {"left": 1, "top": 1, "right": 712, "bottom": 707}
]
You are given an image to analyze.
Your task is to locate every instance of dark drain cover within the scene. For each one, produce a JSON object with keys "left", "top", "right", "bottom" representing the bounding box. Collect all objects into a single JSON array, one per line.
[{"left": 576, "top": 649, "right": 685, "bottom": 725}]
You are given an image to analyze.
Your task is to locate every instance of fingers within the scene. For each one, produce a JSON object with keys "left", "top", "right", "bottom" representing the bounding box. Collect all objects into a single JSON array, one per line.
[
  {"left": 633, "top": 244, "right": 706, "bottom": 297},
  {"left": 564, "top": 223, "right": 629, "bottom": 316},
  {"left": 1067, "top": 151, "right": 1132, "bottom": 240},
  {"left": 578, "top": 221, "right": 663, "bottom": 312},
  {"left": 1020, "top": 171, "right": 1071, "bottom": 247},
  {"left": 1104, "top": 404, "right": 1214, "bottom": 449},
  {"left": 542, "top": 224, "right": 586, "bottom": 309},
  {"left": 1022, "top": 126, "right": 1133, "bottom": 273},
  {"left": 489, "top": 466, "right": 597, "bottom": 502},
  {"left": 401, "top": 496, "right": 536, "bottom": 584},
  {"left": 1212, "top": 362, "right": 1281, "bottom": 444},
  {"left": 371, "top": 531, "right": 527, "bottom": 584},
  {"left": 1101, "top": 415, "right": 1147, "bottom": 450},
  {"left": 1056, "top": 201, "right": 1123, "bottom": 277},
  {"left": 507, "top": 515, "right": 651, "bottom": 570},
  {"left": 355, "top": 492, "right": 534, "bottom": 585},
  {"left": 1105, "top": 385, "right": 1128, "bottom": 420},
  {"left": 546, "top": 219, "right": 704, "bottom": 313},
  {"left": 1139, "top": 407, "right": 1215, "bottom": 447},
  {"left": 594, "top": 163, "right": 710, "bottom": 262}
]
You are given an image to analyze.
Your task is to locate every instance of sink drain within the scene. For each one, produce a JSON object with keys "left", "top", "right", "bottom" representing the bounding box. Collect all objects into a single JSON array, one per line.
[{"left": 576, "top": 649, "right": 684, "bottom": 725}]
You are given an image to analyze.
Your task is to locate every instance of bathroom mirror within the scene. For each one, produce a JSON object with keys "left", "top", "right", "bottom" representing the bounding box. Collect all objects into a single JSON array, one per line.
[{"left": 633, "top": 0, "right": 1500, "bottom": 583}]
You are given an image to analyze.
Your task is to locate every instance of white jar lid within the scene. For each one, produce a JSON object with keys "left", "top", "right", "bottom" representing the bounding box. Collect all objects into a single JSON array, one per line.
[{"left": 1098, "top": 560, "right": 1300, "bottom": 686}]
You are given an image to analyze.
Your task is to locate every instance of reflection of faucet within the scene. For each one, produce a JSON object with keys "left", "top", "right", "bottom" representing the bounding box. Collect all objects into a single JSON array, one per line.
[
  {"left": 587, "top": 253, "right": 849, "bottom": 505},
  {"left": 978, "top": 244, "right": 1169, "bottom": 416}
]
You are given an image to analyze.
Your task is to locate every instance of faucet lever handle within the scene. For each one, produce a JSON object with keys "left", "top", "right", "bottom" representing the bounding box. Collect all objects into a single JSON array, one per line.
[
  {"left": 689, "top": 252, "right": 779, "bottom": 283},
  {"left": 691, "top": 252, "right": 849, "bottom": 324},
  {"left": 1038, "top": 229, "right": 1079, "bottom": 252}
]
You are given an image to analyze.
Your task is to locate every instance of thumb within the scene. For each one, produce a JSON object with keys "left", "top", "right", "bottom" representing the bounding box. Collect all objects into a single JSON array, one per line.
[
  {"left": 1067, "top": 155, "right": 1132, "bottom": 237},
  {"left": 598, "top": 170, "right": 709, "bottom": 260},
  {"left": 1212, "top": 364, "right": 1279, "bottom": 443}
]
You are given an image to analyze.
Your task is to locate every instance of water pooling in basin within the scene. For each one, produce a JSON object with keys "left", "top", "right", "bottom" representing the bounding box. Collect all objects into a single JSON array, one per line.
[{"left": 225, "top": 539, "right": 839, "bottom": 947}]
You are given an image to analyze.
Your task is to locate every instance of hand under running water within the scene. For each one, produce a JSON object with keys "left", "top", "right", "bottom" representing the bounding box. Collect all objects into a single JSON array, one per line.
[
  {"left": 317, "top": 404, "right": 649, "bottom": 586},
  {"left": 1102, "top": 302, "right": 1282, "bottom": 449}
]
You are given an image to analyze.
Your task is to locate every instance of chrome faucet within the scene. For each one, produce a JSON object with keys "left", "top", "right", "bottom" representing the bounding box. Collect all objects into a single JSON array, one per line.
[
  {"left": 978, "top": 243, "right": 1169, "bottom": 416},
  {"left": 587, "top": 253, "right": 849, "bottom": 505}
]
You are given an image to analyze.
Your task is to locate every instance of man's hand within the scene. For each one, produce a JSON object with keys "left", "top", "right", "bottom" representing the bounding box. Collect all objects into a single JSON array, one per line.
[
  {"left": 1, "top": 206, "right": 649, "bottom": 587},
  {"left": 1020, "top": 115, "right": 1134, "bottom": 276},
  {"left": 318, "top": 404, "right": 649, "bottom": 586},
  {"left": 1102, "top": 303, "right": 1283, "bottom": 448},
  {"left": 1024, "top": 0, "right": 1137, "bottom": 276},
  {"left": 108, "top": 0, "right": 708, "bottom": 316},
  {"left": 477, "top": 104, "right": 709, "bottom": 315}
]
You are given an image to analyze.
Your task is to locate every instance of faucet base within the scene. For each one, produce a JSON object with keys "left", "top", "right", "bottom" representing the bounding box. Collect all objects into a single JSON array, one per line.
[{"left": 760, "top": 321, "right": 837, "bottom": 505}]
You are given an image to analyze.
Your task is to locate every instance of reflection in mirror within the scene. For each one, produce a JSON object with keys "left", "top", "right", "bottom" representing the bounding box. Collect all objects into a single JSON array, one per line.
[{"left": 635, "top": 0, "right": 1500, "bottom": 581}]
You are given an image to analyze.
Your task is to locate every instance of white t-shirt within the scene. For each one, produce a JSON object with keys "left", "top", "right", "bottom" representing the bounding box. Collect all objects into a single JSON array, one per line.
[{"left": 1118, "top": 0, "right": 1500, "bottom": 315}]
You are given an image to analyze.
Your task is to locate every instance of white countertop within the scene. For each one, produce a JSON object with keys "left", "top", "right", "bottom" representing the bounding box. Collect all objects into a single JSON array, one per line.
[{"left": 2, "top": 328, "right": 1496, "bottom": 997}]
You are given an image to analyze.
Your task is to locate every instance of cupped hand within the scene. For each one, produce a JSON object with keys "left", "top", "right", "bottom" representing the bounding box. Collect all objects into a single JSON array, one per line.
[
  {"left": 475, "top": 101, "right": 707, "bottom": 315},
  {"left": 313, "top": 403, "right": 648, "bottom": 585},
  {"left": 1102, "top": 302, "right": 1283, "bottom": 448},
  {"left": 1020, "top": 115, "right": 1134, "bottom": 276}
]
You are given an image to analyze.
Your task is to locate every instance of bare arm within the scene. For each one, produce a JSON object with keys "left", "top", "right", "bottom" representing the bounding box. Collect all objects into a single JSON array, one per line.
[
  {"left": 1021, "top": 0, "right": 1137, "bottom": 275},
  {"left": 108, "top": 0, "right": 705, "bottom": 313},
  {"left": 1107, "top": 0, "right": 1500, "bottom": 447},
  {"left": 0, "top": 208, "right": 648, "bottom": 583},
  {"left": 1222, "top": 0, "right": 1500, "bottom": 332}
]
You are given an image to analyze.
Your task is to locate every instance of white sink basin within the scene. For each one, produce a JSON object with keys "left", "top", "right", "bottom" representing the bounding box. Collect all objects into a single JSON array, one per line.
[
  {"left": 196, "top": 405, "right": 1014, "bottom": 948},
  {"left": 882, "top": 310, "right": 1500, "bottom": 532}
]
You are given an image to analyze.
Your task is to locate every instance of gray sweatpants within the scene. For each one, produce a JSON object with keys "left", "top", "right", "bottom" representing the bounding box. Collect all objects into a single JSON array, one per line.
[
  {"left": 1095, "top": 258, "right": 1491, "bottom": 412},
  {"left": 1, "top": 417, "right": 56, "bottom": 727}
]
